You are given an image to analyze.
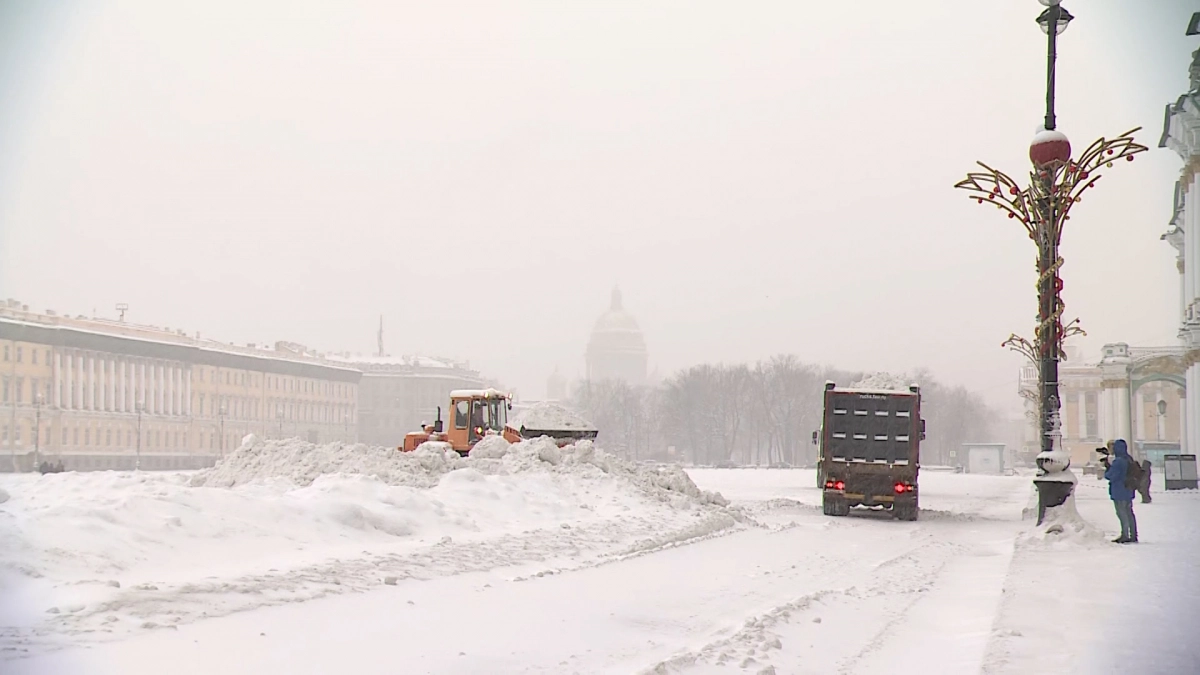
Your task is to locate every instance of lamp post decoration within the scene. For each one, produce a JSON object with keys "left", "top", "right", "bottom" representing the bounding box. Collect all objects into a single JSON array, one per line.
[
  {"left": 1003, "top": 324, "right": 1085, "bottom": 464},
  {"left": 33, "top": 393, "right": 44, "bottom": 470},
  {"left": 954, "top": 0, "right": 1149, "bottom": 525}
]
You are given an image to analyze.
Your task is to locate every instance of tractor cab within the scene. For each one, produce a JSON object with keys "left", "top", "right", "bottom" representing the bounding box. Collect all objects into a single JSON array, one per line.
[
  {"left": 451, "top": 389, "right": 512, "bottom": 447},
  {"left": 401, "top": 388, "right": 513, "bottom": 455}
]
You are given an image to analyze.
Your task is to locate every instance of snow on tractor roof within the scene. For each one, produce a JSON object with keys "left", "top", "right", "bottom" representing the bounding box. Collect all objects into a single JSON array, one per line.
[
  {"left": 449, "top": 388, "right": 511, "bottom": 399},
  {"left": 508, "top": 402, "right": 597, "bottom": 433}
]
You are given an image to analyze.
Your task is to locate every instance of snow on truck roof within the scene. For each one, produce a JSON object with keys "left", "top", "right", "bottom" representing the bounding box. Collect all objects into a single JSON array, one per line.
[
  {"left": 844, "top": 373, "right": 919, "bottom": 394},
  {"left": 833, "top": 386, "right": 919, "bottom": 396}
]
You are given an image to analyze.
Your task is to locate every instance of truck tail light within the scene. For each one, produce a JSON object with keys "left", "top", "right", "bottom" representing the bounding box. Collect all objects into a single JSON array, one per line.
[
  {"left": 835, "top": 481, "right": 845, "bottom": 490},
  {"left": 894, "top": 483, "right": 915, "bottom": 493},
  {"left": 825, "top": 480, "right": 845, "bottom": 491}
]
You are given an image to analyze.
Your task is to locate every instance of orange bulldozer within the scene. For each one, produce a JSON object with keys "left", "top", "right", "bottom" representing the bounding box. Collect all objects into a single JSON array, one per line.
[{"left": 400, "top": 389, "right": 599, "bottom": 456}]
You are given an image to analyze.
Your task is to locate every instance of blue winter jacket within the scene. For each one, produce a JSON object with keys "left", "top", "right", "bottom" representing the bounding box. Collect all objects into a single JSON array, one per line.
[{"left": 1104, "top": 440, "right": 1136, "bottom": 502}]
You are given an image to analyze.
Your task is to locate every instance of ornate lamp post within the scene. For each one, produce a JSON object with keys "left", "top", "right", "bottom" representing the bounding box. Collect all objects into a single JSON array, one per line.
[
  {"left": 219, "top": 404, "right": 227, "bottom": 458},
  {"left": 955, "top": 0, "right": 1148, "bottom": 524},
  {"left": 33, "top": 393, "right": 43, "bottom": 470}
]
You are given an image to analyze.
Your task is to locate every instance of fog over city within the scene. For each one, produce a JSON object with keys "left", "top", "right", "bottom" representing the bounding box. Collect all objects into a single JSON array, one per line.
[
  {"left": 7, "top": 4, "right": 1200, "bottom": 674},
  {"left": 0, "top": 0, "right": 1195, "bottom": 412}
]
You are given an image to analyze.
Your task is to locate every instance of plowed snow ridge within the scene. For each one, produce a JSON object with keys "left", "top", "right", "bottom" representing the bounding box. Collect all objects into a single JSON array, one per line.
[{"left": 1, "top": 436, "right": 733, "bottom": 654}]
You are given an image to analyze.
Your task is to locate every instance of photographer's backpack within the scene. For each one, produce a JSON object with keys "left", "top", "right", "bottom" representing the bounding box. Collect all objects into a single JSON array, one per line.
[{"left": 1125, "top": 458, "right": 1145, "bottom": 491}]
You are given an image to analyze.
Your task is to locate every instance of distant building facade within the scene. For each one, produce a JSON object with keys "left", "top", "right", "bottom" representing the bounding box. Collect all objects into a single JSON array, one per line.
[
  {"left": 585, "top": 288, "right": 648, "bottom": 385},
  {"left": 1017, "top": 344, "right": 1185, "bottom": 468},
  {"left": 1161, "top": 28, "right": 1200, "bottom": 456},
  {"left": 1, "top": 300, "right": 360, "bottom": 472},
  {"left": 338, "top": 354, "right": 485, "bottom": 447}
]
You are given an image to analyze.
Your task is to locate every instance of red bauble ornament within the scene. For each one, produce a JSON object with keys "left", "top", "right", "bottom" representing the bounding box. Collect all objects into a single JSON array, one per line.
[{"left": 1030, "top": 129, "right": 1071, "bottom": 167}]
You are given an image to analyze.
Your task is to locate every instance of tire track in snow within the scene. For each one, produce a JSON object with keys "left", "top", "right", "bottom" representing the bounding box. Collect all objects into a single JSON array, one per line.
[{"left": 638, "top": 534, "right": 964, "bottom": 674}]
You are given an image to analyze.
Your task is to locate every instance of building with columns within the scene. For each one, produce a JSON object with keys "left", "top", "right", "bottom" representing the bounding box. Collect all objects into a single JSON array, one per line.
[
  {"left": 1161, "top": 27, "right": 1200, "bottom": 457},
  {"left": 1018, "top": 344, "right": 1185, "bottom": 468},
  {"left": 1, "top": 300, "right": 360, "bottom": 471}
]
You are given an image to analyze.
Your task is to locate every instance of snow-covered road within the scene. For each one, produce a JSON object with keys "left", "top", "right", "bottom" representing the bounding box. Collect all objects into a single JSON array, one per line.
[{"left": 3, "top": 439, "right": 1198, "bottom": 675}]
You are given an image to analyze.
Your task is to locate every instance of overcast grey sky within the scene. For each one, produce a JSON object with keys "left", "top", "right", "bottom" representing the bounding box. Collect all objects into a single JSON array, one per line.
[{"left": 0, "top": 0, "right": 1196, "bottom": 411}]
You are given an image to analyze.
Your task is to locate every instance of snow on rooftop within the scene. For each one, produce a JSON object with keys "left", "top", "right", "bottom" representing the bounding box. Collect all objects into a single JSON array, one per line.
[
  {"left": 327, "top": 354, "right": 465, "bottom": 370},
  {"left": 450, "top": 388, "right": 510, "bottom": 399}
]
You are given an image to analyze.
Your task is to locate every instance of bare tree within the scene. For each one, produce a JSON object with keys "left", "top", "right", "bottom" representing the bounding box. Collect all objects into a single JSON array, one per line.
[{"left": 572, "top": 358, "right": 998, "bottom": 468}]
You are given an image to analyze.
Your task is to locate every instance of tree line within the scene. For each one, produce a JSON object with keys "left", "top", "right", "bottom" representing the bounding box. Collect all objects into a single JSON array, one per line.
[{"left": 568, "top": 355, "right": 998, "bottom": 467}]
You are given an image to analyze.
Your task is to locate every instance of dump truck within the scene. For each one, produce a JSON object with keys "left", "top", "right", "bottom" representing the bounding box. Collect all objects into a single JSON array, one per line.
[
  {"left": 816, "top": 381, "right": 925, "bottom": 521},
  {"left": 400, "top": 389, "right": 598, "bottom": 456}
]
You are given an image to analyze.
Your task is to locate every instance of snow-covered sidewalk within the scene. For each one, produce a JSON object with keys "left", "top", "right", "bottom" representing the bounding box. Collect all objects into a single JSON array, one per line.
[{"left": 982, "top": 474, "right": 1200, "bottom": 674}]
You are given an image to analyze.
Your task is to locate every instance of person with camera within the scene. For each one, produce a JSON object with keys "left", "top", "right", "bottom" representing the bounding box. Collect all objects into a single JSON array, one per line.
[{"left": 1100, "top": 439, "right": 1139, "bottom": 544}]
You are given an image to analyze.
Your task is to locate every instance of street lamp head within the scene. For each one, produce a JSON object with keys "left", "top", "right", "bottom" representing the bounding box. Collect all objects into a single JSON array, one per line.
[
  {"left": 1037, "top": 5, "right": 1074, "bottom": 35},
  {"left": 1030, "top": 128, "right": 1072, "bottom": 167}
]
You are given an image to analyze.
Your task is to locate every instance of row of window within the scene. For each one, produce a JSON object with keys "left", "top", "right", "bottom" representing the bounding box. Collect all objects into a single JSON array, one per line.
[
  {"left": 2, "top": 343, "right": 355, "bottom": 401},
  {"left": 2, "top": 345, "right": 52, "bottom": 365},
  {"left": 1, "top": 379, "right": 355, "bottom": 423},
  {"left": 0, "top": 376, "right": 52, "bottom": 404},
  {"left": 196, "top": 394, "right": 355, "bottom": 424},
  {"left": 196, "top": 367, "right": 354, "bottom": 399},
  {"left": 0, "top": 424, "right": 316, "bottom": 450}
]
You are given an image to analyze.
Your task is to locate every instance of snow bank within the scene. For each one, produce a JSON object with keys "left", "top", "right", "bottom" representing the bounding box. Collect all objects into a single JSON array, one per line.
[
  {"left": 509, "top": 402, "right": 596, "bottom": 433},
  {"left": 0, "top": 437, "right": 733, "bottom": 643},
  {"left": 849, "top": 372, "right": 915, "bottom": 393},
  {"left": 0, "top": 487, "right": 8, "bottom": 504},
  {"left": 468, "top": 434, "right": 511, "bottom": 459},
  {"left": 192, "top": 436, "right": 727, "bottom": 508},
  {"left": 190, "top": 440, "right": 462, "bottom": 489},
  {"left": 1017, "top": 494, "right": 1109, "bottom": 549}
]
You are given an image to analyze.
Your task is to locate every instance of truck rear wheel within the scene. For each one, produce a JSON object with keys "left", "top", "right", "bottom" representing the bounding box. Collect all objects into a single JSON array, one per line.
[
  {"left": 823, "top": 494, "right": 849, "bottom": 517},
  {"left": 894, "top": 502, "right": 918, "bottom": 521}
]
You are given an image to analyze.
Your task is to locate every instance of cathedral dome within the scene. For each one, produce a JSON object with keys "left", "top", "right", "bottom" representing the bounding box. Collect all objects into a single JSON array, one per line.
[
  {"left": 586, "top": 288, "right": 648, "bottom": 384},
  {"left": 588, "top": 288, "right": 647, "bottom": 354}
]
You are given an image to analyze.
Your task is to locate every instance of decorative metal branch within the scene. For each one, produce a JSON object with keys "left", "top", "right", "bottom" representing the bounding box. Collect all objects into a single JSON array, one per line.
[
  {"left": 954, "top": 165, "right": 1037, "bottom": 239},
  {"left": 954, "top": 128, "right": 1149, "bottom": 242},
  {"left": 1002, "top": 333, "right": 1039, "bottom": 365},
  {"left": 1003, "top": 317, "right": 1084, "bottom": 364}
]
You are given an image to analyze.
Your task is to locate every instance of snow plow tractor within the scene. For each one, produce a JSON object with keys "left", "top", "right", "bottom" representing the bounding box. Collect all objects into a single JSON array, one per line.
[{"left": 400, "top": 389, "right": 599, "bottom": 456}]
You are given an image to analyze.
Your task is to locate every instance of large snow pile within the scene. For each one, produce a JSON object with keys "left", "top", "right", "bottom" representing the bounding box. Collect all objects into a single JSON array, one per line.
[
  {"left": 0, "top": 436, "right": 733, "bottom": 646},
  {"left": 192, "top": 436, "right": 726, "bottom": 508},
  {"left": 509, "top": 402, "right": 596, "bottom": 433},
  {"left": 850, "top": 372, "right": 915, "bottom": 393},
  {"left": 190, "top": 440, "right": 462, "bottom": 489}
]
